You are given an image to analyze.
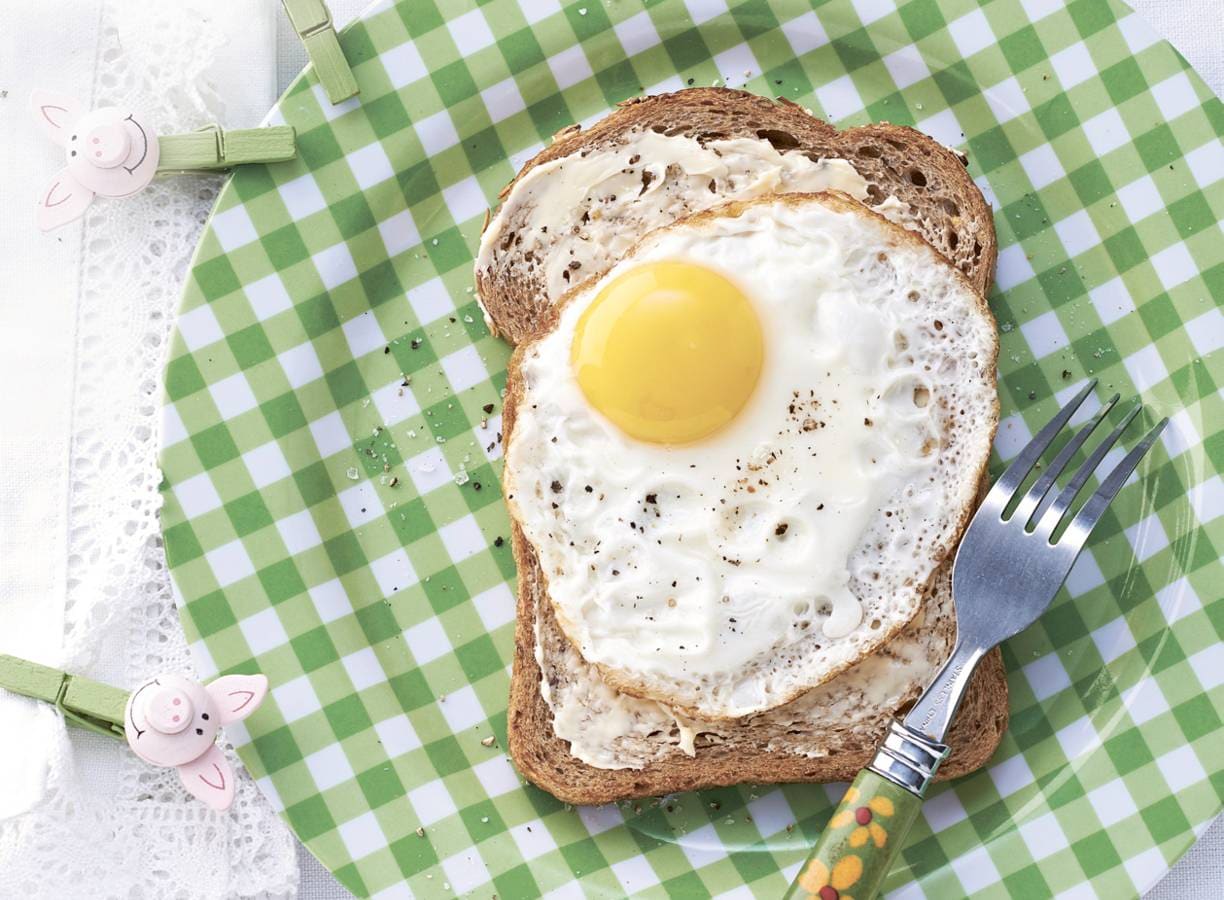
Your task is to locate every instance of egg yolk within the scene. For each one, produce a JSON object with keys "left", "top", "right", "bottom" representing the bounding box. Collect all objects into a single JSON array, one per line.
[{"left": 570, "top": 260, "right": 764, "bottom": 444}]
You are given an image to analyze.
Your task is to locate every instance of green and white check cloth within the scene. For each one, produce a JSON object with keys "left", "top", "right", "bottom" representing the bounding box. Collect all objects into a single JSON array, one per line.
[{"left": 159, "top": 0, "right": 1222, "bottom": 896}]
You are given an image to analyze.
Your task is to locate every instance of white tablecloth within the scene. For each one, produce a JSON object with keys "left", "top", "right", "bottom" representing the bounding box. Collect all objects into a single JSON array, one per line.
[
  {"left": 0, "top": 0, "right": 1215, "bottom": 897},
  {"left": 0, "top": 2, "right": 299, "bottom": 897}
]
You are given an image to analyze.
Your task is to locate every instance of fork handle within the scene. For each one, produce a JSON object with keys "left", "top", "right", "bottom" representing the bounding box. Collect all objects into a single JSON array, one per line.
[
  {"left": 784, "top": 769, "right": 923, "bottom": 900},
  {"left": 785, "top": 722, "right": 949, "bottom": 900}
]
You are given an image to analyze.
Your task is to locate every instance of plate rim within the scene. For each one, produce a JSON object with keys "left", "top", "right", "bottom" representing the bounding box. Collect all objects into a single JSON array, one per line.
[{"left": 159, "top": 0, "right": 1224, "bottom": 896}]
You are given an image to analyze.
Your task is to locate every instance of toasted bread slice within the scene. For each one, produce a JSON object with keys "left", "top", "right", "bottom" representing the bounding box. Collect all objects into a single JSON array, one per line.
[
  {"left": 487, "top": 90, "right": 1006, "bottom": 803},
  {"left": 509, "top": 529, "right": 1007, "bottom": 805},
  {"left": 476, "top": 87, "right": 997, "bottom": 344},
  {"left": 501, "top": 193, "right": 1005, "bottom": 802}
]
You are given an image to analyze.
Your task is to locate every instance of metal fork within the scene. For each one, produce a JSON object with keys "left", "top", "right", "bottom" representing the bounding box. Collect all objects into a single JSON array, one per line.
[{"left": 786, "top": 381, "right": 1168, "bottom": 900}]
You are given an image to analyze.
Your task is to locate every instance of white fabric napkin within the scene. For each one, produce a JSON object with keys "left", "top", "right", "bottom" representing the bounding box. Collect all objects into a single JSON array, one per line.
[
  {"left": 0, "top": 0, "right": 96, "bottom": 820},
  {"left": 0, "top": 1, "right": 297, "bottom": 897}
]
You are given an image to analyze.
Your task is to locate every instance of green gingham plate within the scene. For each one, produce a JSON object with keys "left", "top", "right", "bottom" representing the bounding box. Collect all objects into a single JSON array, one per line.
[{"left": 159, "top": 0, "right": 1223, "bottom": 896}]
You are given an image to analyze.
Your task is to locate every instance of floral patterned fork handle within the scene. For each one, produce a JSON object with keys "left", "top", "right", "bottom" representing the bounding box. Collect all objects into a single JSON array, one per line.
[{"left": 784, "top": 767, "right": 926, "bottom": 900}]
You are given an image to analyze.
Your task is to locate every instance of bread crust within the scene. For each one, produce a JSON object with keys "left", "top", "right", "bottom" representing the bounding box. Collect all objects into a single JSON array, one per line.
[
  {"left": 502, "top": 192, "right": 1000, "bottom": 719},
  {"left": 476, "top": 87, "right": 997, "bottom": 345}
]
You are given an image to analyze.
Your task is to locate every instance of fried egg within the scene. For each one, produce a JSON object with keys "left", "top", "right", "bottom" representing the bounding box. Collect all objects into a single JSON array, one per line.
[{"left": 503, "top": 193, "right": 997, "bottom": 720}]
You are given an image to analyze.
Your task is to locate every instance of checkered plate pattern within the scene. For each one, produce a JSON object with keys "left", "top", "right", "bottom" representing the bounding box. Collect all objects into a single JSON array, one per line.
[{"left": 159, "top": 0, "right": 1223, "bottom": 896}]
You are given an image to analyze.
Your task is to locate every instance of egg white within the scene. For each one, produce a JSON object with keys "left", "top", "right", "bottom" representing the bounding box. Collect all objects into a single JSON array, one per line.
[{"left": 505, "top": 196, "right": 996, "bottom": 719}]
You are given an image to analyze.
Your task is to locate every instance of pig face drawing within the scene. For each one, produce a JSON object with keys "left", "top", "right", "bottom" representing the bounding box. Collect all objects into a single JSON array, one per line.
[
  {"left": 124, "top": 673, "right": 268, "bottom": 811},
  {"left": 30, "top": 89, "right": 161, "bottom": 230}
]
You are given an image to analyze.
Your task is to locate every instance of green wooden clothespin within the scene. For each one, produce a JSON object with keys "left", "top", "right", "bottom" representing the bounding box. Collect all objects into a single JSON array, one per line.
[
  {"left": 32, "top": 89, "right": 299, "bottom": 230},
  {"left": 157, "top": 125, "right": 297, "bottom": 174},
  {"left": 283, "top": 0, "right": 360, "bottom": 104},
  {"left": 0, "top": 654, "right": 270, "bottom": 810},
  {"left": 0, "top": 654, "right": 127, "bottom": 738}
]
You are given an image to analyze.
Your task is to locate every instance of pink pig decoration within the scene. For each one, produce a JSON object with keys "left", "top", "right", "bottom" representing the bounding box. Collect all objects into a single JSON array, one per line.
[
  {"left": 124, "top": 673, "right": 268, "bottom": 811},
  {"left": 30, "top": 89, "right": 161, "bottom": 231}
]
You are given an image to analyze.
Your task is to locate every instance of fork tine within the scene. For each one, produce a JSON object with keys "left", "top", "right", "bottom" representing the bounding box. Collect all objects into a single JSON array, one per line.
[
  {"left": 985, "top": 379, "right": 1098, "bottom": 511},
  {"left": 1055, "top": 417, "right": 1168, "bottom": 547},
  {"left": 1013, "top": 394, "right": 1120, "bottom": 527},
  {"left": 1037, "top": 403, "right": 1142, "bottom": 534}
]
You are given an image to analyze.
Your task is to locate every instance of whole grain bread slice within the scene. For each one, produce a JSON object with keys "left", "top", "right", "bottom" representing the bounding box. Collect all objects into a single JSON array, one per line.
[
  {"left": 508, "top": 526, "right": 1008, "bottom": 806},
  {"left": 487, "top": 90, "right": 1006, "bottom": 802},
  {"left": 476, "top": 87, "right": 997, "bottom": 344},
  {"left": 499, "top": 194, "right": 1006, "bottom": 803}
]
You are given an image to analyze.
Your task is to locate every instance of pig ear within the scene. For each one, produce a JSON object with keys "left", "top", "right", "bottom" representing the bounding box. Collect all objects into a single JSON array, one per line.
[
  {"left": 178, "top": 744, "right": 235, "bottom": 811},
  {"left": 205, "top": 673, "right": 269, "bottom": 725},
  {"left": 37, "top": 169, "right": 94, "bottom": 231},
  {"left": 30, "top": 90, "right": 84, "bottom": 146}
]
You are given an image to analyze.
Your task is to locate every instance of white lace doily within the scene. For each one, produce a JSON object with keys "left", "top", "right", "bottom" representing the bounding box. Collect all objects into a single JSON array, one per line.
[{"left": 0, "top": 3, "right": 297, "bottom": 897}]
